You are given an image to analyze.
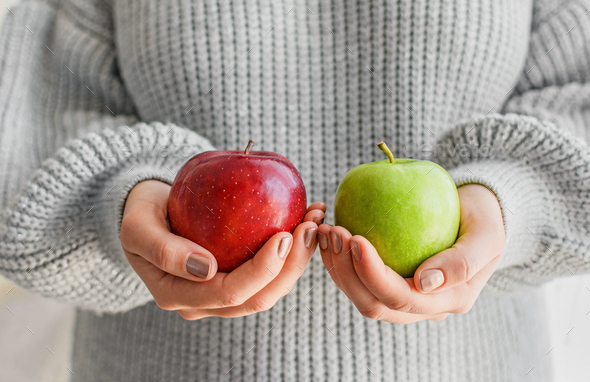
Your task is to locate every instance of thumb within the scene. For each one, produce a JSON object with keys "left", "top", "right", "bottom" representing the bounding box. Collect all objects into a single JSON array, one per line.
[
  {"left": 122, "top": 179, "right": 218, "bottom": 282},
  {"left": 146, "top": 227, "right": 219, "bottom": 282},
  {"left": 412, "top": 218, "right": 502, "bottom": 294},
  {"left": 121, "top": 204, "right": 218, "bottom": 283},
  {"left": 413, "top": 184, "right": 505, "bottom": 294},
  {"left": 413, "top": 240, "right": 481, "bottom": 294}
]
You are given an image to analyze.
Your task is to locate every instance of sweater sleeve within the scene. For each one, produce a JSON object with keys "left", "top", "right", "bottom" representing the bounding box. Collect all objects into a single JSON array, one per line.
[
  {"left": 433, "top": 0, "right": 590, "bottom": 292},
  {"left": 0, "top": 0, "right": 214, "bottom": 313}
]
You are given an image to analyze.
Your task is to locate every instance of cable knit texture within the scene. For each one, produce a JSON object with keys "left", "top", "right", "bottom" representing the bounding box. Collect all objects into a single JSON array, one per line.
[{"left": 0, "top": 0, "right": 589, "bottom": 380}]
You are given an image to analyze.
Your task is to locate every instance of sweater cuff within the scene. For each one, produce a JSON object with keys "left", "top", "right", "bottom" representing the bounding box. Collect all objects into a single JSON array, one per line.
[{"left": 446, "top": 159, "right": 547, "bottom": 272}]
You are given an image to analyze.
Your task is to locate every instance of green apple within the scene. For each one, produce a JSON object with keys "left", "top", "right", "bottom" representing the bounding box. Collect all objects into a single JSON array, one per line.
[{"left": 334, "top": 142, "right": 460, "bottom": 278}]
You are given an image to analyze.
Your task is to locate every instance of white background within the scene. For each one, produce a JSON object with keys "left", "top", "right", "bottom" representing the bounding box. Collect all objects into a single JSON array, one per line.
[{"left": 0, "top": 0, "right": 589, "bottom": 380}]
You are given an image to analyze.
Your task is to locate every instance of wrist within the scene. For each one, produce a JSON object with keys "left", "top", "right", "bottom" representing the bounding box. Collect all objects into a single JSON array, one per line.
[{"left": 457, "top": 184, "right": 503, "bottom": 219}]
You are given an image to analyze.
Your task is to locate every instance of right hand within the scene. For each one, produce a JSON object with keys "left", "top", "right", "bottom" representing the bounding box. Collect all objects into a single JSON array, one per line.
[{"left": 120, "top": 180, "right": 325, "bottom": 320}]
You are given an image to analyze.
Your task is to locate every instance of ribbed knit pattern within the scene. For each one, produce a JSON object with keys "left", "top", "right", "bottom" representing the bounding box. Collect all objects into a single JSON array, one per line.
[{"left": 1, "top": 0, "right": 589, "bottom": 380}]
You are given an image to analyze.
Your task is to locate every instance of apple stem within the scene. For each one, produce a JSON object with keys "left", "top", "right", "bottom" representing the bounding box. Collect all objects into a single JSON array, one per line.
[
  {"left": 244, "top": 140, "right": 255, "bottom": 155},
  {"left": 377, "top": 141, "right": 395, "bottom": 163}
]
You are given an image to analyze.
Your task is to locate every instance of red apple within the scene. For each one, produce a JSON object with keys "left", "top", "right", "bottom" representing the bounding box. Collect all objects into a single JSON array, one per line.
[{"left": 167, "top": 141, "right": 307, "bottom": 272}]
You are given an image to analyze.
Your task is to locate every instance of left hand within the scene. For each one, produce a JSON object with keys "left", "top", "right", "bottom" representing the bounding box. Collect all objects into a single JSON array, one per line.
[{"left": 319, "top": 184, "right": 505, "bottom": 324}]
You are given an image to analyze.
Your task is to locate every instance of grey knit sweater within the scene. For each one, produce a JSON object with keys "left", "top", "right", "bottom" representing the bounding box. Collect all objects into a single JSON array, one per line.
[{"left": 1, "top": 0, "right": 590, "bottom": 380}]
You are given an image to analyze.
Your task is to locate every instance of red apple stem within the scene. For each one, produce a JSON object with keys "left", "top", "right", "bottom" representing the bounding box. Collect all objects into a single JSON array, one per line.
[
  {"left": 377, "top": 141, "right": 395, "bottom": 163},
  {"left": 244, "top": 140, "right": 255, "bottom": 155}
]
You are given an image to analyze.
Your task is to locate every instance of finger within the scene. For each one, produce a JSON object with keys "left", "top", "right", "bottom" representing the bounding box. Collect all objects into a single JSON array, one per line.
[
  {"left": 213, "top": 232, "right": 294, "bottom": 307},
  {"left": 303, "top": 208, "right": 325, "bottom": 226},
  {"left": 318, "top": 223, "right": 331, "bottom": 253},
  {"left": 445, "top": 255, "right": 502, "bottom": 315},
  {"left": 175, "top": 308, "right": 209, "bottom": 321},
  {"left": 306, "top": 201, "right": 327, "bottom": 213},
  {"left": 122, "top": 202, "right": 218, "bottom": 282},
  {"left": 178, "top": 306, "right": 447, "bottom": 323},
  {"left": 318, "top": 223, "right": 343, "bottom": 289},
  {"left": 328, "top": 226, "right": 385, "bottom": 315},
  {"left": 406, "top": 254, "right": 502, "bottom": 318},
  {"left": 328, "top": 227, "right": 440, "bottom": 323},
  {"left": 349, "top": 234, "right": 457, "bottom": 314},
  {"left": 198, "top": 221, "right": 319, "bottom": 317},
  {"left": 145, "top": 232, "right": 294, "bottom": 310},
  {"left": 412, "top": 236, "right": 502, "bottom": 294},
  {"left": 123, "top": 253, "right": 213, "bottom": 314},
  {"left": 413, "top": 185, "right": 505, "bottom": 294},
  {"left": 427, "top": 313, "right": 450, "bottom": 322},
  {"left": 467, "top": 254, "right": 502, "bottom": 288}
]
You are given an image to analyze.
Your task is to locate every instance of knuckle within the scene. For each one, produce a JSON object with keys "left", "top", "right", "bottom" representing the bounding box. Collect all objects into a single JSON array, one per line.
[
  {"left": 151, "top": 237, "right": 175, "bottom": 271},
  {"left": 460, "top": 252, "right": 478, "bottom": 283},
  {"left": 358, "top": 305, "right": 384, "bottom": 320},
  {"left": 383, "top": 297, "right": 414, "bottom": 313},
  {"left": 428, "top": 313, "right": 450, "bottom": 322},
  {"left": 220, "top": 291, "right": 247, "bottom": 308},
  {"left": 248, "top": 297, "right": 275, "bottom": 313},
  {"left": 154, "top": 296, "right": 177, "bottom": 311},
  {"left": 177, "top": 310, "right": 202, "bottom": 321},
  {"left": 453, "top": 302, "right": 474, "bottom": 315}
]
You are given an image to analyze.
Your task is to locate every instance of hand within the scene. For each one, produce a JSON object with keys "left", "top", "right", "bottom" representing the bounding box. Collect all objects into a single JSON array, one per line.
[
  {"left": 318, "top": 184, "right": 505, "bottom": 323},
  {"left": 120, "top": 180, "right": 325, "bottom": 320}
]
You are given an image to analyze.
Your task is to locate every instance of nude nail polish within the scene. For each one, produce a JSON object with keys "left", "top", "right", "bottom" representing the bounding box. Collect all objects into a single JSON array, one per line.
[
  {"left": 318, "top": 233, "right": 329, "bottom": 250},
  {"left": 331, "top": 231, "right": 342, "bottom": 254},
  {"left": 420, "top": 269, "right": 444, "bottom": 292},
  {"left": 278, "top": 237, "right": 292, "bottom": 259},
  {"left": 351, "top": 240, "right": 361, "bottom": 261},
  {"left": 304, "top": 227, "right": 318, "bottom": 248}
]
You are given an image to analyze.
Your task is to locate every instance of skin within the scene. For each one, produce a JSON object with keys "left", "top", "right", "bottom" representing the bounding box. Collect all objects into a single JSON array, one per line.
[
  {"left": 120, "top": 180, "right": 325, "bottom": 320},
  {"left": 122, "top": 181, "right": 504, "bottom": 323},
  {"left": 319, "top": 184, "right": 505, "bottom": 323}
]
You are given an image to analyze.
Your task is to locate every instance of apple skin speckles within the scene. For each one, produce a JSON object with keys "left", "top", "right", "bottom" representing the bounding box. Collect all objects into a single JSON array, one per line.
[
  {"left": 168, "top": 147, "right": 307, "bottom": 272},
  {"left": 334, "top": 157, "right": 460, "bottom": 278}
]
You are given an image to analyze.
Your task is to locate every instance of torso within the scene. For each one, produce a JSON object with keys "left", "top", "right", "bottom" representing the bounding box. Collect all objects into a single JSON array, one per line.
[
  {"left": 69, "top": 2, "right": 555, "bottom": 381},
  {"left": 114, "top": 0, "right": 532, "bottom": 206}
]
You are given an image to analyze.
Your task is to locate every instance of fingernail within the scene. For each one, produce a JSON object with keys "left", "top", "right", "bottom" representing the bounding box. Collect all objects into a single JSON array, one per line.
[
  {"left": 313, "top": 217, "right": 324, "bottom": 225},
  {"left": 331, "top": 231, "right": 342, "bottom": 254},
  {"left": 351, "top": 240, "right": 361, "bottom": 261},
  {"left": 318, "top": 232, "right": 329, "bottom": 250},
  {"left": 304, "top": 227, "right": 318, "bottom": 248},
  {"left": 278, "top": 236, "right": 292, "bottom": 259},
  {"left": 420, "top": 269, "right": 444, "bottom": 292},
  {"left": 186, "top": 253, "right": 211, "bottom": 279}
]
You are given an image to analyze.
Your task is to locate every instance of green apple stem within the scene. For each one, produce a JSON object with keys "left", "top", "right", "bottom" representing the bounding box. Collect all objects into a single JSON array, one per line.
[
  {"left": 377, "top": 141, "right": 395, "bottom": 163},
  {"left": 244, "top": 140, "right": 255, "bottom": 155}
]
